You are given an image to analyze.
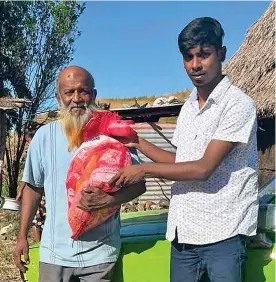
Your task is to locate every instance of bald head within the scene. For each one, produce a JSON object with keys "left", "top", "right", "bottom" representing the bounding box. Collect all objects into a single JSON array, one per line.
[
  {"left": 56, "top": 66, "right": 95, "bottom": 96},
  {"left": 55, "top": 65, "right": 97, "bottom": 116}
]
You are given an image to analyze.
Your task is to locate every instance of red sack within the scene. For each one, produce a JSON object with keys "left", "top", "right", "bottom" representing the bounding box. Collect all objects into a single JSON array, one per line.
[{"left": 66, "top": 111, "right": 136, "bottom": 239}]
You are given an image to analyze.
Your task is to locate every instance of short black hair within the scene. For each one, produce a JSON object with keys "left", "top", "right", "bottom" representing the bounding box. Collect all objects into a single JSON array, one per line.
[{"left": 178, "top": 17, "right": 225, "bottom": 55}]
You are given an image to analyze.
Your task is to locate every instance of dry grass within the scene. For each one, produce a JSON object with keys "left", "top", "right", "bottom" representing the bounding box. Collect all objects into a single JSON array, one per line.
[
  {"left": 35, "top": 90, "right": 190, "bottom": 125},
  {"left": 159, "top": 116, "right": 178, "bottom": 124},
  {"left": 0, "top": 210, "right": 34, "bottom": 282},
  {"left": 96, "top": 91, "right": 190, "bottom": 110}
]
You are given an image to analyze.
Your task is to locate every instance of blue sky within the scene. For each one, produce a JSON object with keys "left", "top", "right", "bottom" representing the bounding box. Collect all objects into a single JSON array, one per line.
[{"left": 71, "top": 1, "right": 271, "bottom": 99}]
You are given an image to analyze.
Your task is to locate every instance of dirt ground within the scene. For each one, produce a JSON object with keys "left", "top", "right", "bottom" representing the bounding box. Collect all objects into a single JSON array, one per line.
[{"left": 0, "top": 210, "right": 34, "bottom": 282}]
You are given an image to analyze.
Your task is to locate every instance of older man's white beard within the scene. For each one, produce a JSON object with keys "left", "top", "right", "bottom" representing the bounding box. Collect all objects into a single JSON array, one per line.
[{"left": 60, "top": 103, "right": 96, "bottom": 151}]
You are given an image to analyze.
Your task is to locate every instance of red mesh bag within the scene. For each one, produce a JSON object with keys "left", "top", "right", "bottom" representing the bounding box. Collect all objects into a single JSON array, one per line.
[{"left": 66, "top": 111, "right": 136, "bottom": 239}]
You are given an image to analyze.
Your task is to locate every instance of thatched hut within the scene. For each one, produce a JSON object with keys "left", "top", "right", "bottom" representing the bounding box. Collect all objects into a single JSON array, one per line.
[
  {"left": 223, "top": 3, "right": 275, "bottom": 185},
  {"left": 0, "top": 98, "right": 26, "bottom": 195}
]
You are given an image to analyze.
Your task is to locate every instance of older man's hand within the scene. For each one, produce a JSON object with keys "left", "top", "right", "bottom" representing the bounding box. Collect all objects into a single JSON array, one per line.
[{"left": 77, "top": 186, "right": 115, "bottom": 212}]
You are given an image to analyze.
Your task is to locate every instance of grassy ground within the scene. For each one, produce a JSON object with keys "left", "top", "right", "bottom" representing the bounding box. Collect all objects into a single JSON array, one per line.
[{"left": 0, "top": 210, "right": 34, "bottom": 282}]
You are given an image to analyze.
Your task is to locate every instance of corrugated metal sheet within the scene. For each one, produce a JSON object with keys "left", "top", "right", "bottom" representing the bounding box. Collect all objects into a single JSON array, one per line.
[{"left": 132, "top": 123, "right": 176, "bottom": 203}]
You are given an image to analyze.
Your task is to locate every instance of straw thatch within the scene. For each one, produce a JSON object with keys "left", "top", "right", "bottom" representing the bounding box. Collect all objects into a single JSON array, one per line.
[
  {"left": 0, "top": 98, "right": 27, "bottom": 110},
  {"left": 223, "top": 3, "right": 275, "bottom": 119}
]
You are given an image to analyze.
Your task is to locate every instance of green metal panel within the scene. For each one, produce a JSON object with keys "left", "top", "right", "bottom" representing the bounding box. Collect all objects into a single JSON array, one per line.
[
  {"left": 25, "top": 244, "right": 39, "bottom": 282},
  {"left": 113, "top": 240, "right": 170, "bottom": 282},
  {"left": 25, "top": 240, "right": 276, "bottom": 282},
  {"left": 245, "top": 248, "right": 276, "bottom": 282},
  {"left": 26, "top": 210, "right": 276, "bottom": 282}
]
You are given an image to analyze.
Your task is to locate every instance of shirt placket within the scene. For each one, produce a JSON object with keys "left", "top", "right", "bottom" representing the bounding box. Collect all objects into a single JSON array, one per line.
[{"left": 190, "top": 110, "right": 202, "bottom": 153}]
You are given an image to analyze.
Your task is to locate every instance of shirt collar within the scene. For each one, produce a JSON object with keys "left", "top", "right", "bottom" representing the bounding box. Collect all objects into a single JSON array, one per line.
[
  {"left": 187, "top": 75, "right": 232, "bottom": 107},
  {"left": 187, "top": 88, "right": 199, "bottom": 110},
  {"left": 188, "top": 88, "right": 198, "bottom": 102},
  {"left": 208, "top": 75, "right": 232, "bottom": 104}
]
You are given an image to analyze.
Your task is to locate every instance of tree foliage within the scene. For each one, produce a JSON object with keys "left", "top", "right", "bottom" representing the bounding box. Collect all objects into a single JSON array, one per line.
[{"left": 0, "top": 1, "right": 85, "bottom": 197}]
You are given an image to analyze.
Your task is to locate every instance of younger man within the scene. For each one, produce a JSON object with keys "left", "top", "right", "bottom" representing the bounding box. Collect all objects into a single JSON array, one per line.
[{"left": 110, "top": 18, "right": 258, "bottom": 282}]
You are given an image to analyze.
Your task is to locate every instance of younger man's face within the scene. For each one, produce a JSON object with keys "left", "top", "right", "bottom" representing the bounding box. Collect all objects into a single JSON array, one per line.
[{"left": 182, "top": 45, "right": 225, "bottom": 88}]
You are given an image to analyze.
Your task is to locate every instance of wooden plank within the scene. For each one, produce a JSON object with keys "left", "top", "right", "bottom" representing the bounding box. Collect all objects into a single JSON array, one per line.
[{"left": 0, "top": 110, "right": 7, "bottom": 196}]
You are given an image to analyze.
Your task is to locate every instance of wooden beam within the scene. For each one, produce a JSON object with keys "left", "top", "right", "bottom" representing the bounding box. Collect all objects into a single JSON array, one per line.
[{"left": 111, "top": 103, "right": 183, "bottom": 122}]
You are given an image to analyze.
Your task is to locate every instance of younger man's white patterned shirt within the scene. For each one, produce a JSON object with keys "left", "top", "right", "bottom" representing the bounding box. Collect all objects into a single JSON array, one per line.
[{"left": 166, "top": 76, "right": 258, "bottom": 245}]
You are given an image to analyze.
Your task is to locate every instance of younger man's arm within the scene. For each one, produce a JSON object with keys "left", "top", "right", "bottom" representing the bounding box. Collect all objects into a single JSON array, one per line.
[{"left": 78, "top": 181, "right": 146, "bottom": 211}]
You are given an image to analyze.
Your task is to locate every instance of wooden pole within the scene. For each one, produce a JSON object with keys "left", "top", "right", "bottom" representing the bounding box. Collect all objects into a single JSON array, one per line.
[{"left": 0, "top": 110, "right": 7, "bottom": 197}]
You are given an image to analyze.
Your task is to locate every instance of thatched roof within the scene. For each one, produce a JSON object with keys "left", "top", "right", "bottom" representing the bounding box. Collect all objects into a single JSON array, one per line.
[
  {"left": 0, "top": 98, "right": 27, "bottom": 110},
  {"left": 223, "top": 3, "right": 275, "bottom": 119}
]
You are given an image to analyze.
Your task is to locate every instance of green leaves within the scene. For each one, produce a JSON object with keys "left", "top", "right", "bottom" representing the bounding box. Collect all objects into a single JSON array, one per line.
[
  {"left": 0, "top": 1, "right": 85, "bottom": 102},
  {"left": 1, "top": 0, "right": 85, "bottom": 197}
]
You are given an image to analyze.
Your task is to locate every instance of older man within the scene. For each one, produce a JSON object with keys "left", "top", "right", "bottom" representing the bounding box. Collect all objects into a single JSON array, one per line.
[{"left": 14, "top": 66, "right": 146, "bottom": 282}]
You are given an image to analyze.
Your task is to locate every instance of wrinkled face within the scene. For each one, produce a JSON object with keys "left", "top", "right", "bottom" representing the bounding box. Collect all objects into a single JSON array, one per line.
[
  {"left": 183, "top": 45, "right": 225, "bottom": 88},
  {"left": 56, "top": 67, "right": 98, "bottom": 151},
  {"left": 57, "top": 69, "right": 97, "bottom": 116}
]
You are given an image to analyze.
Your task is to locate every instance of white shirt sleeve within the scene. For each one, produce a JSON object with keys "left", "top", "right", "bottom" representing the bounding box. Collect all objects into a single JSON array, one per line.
[{"left": 212, "top": 96, "right": 257, "bottom": 144}]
